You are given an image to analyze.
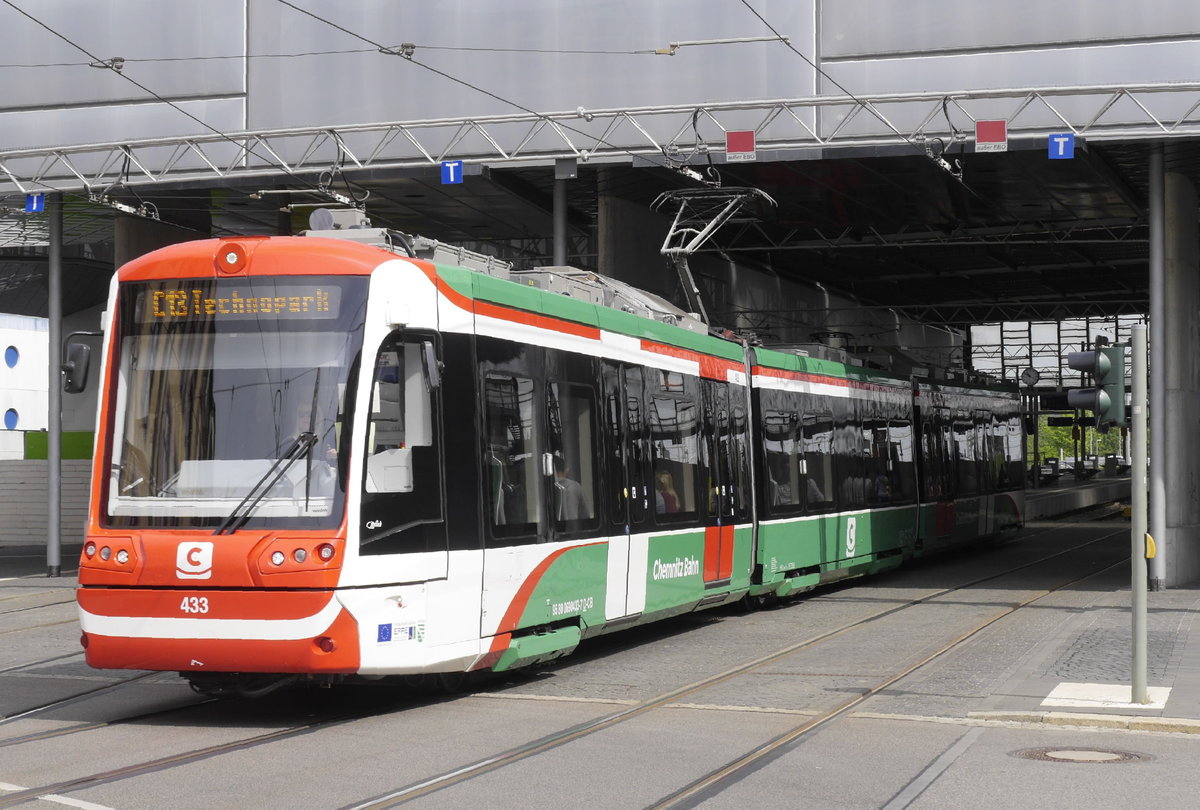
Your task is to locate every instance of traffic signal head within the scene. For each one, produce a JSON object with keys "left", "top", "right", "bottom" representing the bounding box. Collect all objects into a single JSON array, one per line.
[{"left": 1066, "top": 345, "right": 1126, "bottom": 433}]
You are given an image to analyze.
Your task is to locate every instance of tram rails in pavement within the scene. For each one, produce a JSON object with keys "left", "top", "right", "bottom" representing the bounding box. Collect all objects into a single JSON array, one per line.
[
  {"left": 70, "top": 227, "right": 1024, "bottom": 695},
  {"left": 0, "top": 524, "right": 1122, "bottom": 809}
]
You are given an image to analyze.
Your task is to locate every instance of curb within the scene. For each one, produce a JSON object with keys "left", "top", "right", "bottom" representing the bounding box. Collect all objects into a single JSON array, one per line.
[{"left": 968, "top": 711, "right": 1200, "bottom": 735}]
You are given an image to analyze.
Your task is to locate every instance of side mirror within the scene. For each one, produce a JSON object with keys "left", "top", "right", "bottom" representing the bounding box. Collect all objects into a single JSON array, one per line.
[
  {"left": 421, "top": 340, "right": 441, "bottom": 390},
  {"left": 62, "top": 342, "right": 91, "bottom": 394}
]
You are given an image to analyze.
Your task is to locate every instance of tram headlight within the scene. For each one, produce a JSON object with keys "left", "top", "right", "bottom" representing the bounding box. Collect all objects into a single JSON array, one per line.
[
  {"left": 99, "top": 546, "right": 112, "bottom": 561},
  {"left": 293, "top": 548, "right": 307, "bottom": 563},
  {"left": 84, "top": 542, "right": 96, "bottom": 559},
  {"left": 271, "top": 551, "right": 286, "bottom": 566},
  {"left": 115, "top": 549, "right": 129, "bottom": 565},
  {"left": 317, "top": 543, "right": 335, "bottom": 562}
]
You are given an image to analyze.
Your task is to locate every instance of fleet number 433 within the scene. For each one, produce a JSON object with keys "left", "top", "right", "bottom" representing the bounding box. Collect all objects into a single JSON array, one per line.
[{"left": 180, "top": 596, "right": 210, "bottom": 614}]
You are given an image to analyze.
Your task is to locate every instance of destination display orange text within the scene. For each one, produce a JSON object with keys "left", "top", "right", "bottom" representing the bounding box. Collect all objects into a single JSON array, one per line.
[{"left": 145, "top": 286, "right": 340, "bottom": 322}]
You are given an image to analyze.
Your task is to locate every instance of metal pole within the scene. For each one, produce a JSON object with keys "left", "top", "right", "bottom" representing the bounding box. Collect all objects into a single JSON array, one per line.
[
  {"left": 1031, "top": 392, "right": 1041, "bottom": 488},
  {"left": 1130, "top": 326, "right": 1149, "bottom": 703},
  {"left": 1148, "top": 144, "right": 1166, "bottom": 590},
  {"left": 552, "top": 157, "right": 575, "bottom": 268},
  {"left": 47, "top": 192, "right": 63, "bottom": 577},
  {"left": 553, "top": 177, "right": 567, "bottom": 266}
]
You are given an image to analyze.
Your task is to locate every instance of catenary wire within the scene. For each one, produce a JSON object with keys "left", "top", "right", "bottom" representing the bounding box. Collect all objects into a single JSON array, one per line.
[
  {"left": 271, "top": 0, "right": 684, "bottom": 174},
  {"left": 0, "top": 1, "right": 382, "bottom": 216},
  {"left": 0, "top": 43, "right": 659, "bottom": 69},
  {"left": 738, "top": 0, "right": 1018, "bottom": 221}
]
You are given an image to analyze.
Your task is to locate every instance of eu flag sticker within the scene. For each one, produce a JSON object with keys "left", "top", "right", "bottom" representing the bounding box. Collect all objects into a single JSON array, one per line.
[{"left": 377, "top": 623, "right": 393, "bottom": 643}]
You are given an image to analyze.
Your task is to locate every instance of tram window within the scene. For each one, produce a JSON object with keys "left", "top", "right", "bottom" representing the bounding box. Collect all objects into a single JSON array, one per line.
[
  {"left": 547, "top": 381, "right": 600, "bottom": 532},
  {"left": 701, "top": 381, "right": 731, "bottom": 520},
  {"left": 365, "top": 343, "right": 433, "bottom": 494},
  {"left": 890, "top": 415, "right": 916, "bottom": 503},
  {"left": 649, "top": 370, "right": 699, "bottom": 522},
  {"left": 939, "top": 410, "right": 955, "bottom": 497},
  {"left": 601, "top": 361, "right": 652, "bottom": 529},
  {"left": 866, "top": 416, "right": 891, "bottom": 505},
  {"left": 730, "top": 397, "right": 750, "bottom": 521},
  {"left": 761, "top": 392, "right": 802, "bottom": 513},
  {"left": 602, "top": 366, "right": 626, "bottom": 527},
  {"left": 834, "top": 399, "right": 864, "bottom": 508},
  {"left": 802, "top": 408, "right": 834, "bottom": 511},
  {"left": 919, "top": 407, "right": 947, "bottom": 500},
  {"left": 1004, "top": 412, "right": 1024, "bottom": 490},
  {"left": 976, "top": 410, "right": 995, "bottom": 493},
  {"left": 482, "top": 374, "right": 543, "bottom": 539},
  {"left": 919, "top": 417, "right": 940, "bottom": 500},
  {"left": 953, "top": 414, "right": 975, "bottom": 495},
  {"left": 701, "top": 380, "right": 739, "bottom": 521},
  {"left": 361, "top": 334, "right": 444, "bottom": 551},
  {"left": 988, "top": 411, "right": 1005, "bottom": 490},
  {"left": 624, "top": 366, "right": 649, "bottom": 525}
]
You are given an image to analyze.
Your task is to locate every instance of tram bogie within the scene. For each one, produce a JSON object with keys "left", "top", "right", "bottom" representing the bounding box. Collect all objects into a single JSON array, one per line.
[{"left": 75, "top": 230, "right": 1024, "bottom": 690}]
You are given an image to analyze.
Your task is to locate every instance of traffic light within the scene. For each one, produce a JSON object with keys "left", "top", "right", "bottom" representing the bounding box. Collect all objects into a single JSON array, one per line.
[{"left": 1067, "top": 345, "right": 1126, "bottom": 433}]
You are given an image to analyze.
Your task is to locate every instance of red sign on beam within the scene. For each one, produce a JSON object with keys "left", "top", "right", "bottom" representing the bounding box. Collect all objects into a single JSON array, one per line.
[
  {"left": 725, "top": 130, "right": 757, "bottom": 162},
  {"left": 975, "top": 120, "right": 1008, "bottom": 152}
]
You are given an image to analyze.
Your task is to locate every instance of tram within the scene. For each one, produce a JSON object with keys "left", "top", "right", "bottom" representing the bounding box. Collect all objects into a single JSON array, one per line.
[{"left": 73, "top": 228, "right": 1024, "bottom": 693}]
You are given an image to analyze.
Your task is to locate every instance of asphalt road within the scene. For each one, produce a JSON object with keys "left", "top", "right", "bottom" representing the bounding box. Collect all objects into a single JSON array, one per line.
[{"left": 4, "top": 523, "right": 1200, "bottom": 809}]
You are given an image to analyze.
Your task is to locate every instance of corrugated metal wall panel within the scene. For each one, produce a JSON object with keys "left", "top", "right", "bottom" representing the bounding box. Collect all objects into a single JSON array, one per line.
[{"left": 0, "top": 460, "right": 91, "bottom": 546}]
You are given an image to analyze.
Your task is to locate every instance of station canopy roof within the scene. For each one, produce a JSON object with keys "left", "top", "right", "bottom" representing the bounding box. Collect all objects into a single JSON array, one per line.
[{"left": 1, "top": 137, "right": 1193, "bottom": 327}]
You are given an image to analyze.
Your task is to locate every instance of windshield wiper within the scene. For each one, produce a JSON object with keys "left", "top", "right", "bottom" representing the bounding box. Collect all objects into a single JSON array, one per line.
[{"left": 213, "top": 432, "right": 317, "bottom": 536}]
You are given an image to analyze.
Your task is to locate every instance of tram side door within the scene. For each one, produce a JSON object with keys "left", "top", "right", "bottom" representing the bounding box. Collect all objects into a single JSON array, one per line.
[
  {"left": 359, "top": 333, "right": 449, "bottom": 578},
  {"left": 601, "top": 362, "right": 650, "bottom": 620}
]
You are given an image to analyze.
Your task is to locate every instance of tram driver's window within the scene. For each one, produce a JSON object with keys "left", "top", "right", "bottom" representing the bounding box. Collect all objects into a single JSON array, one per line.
[{"left": 365, "top": 340, "right": 435, "bottom": 493}]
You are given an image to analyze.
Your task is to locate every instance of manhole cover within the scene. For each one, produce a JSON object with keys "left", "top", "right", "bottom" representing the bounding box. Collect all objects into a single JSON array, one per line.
[{"left": 1012, "top": 747, "right": 1150, "bottom": 764}]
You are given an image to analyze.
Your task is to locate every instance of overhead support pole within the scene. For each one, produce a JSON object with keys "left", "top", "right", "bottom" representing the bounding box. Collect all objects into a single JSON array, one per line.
[
  {"left": 1130, "top": 324, "right": 1149, "bottom": 703},
  {"left": 1148, "top": 144, "right": 1165, "bottom": 590},
  {"left": 47, "top": 192, "right": 63, "bottom": 578},
  {"left": 553, "top": 179, "right": 566, "bottom": 265},
  {"left": 553, "top": 158, "right": 576, "bottom": 267}
]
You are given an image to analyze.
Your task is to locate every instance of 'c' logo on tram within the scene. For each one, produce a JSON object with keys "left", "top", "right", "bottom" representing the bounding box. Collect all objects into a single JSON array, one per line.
[{"left": 176, "top": 542, "right": 214, "bottom": 579}]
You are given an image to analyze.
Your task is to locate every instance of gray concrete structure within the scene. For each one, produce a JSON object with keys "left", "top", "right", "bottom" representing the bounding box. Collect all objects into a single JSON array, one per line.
[
  {"left": 1, "top": 1, "right": 1198, "bottom": 186},
  {"left": 1159, "top": 171, "right": 1200, "bottom": 586}
]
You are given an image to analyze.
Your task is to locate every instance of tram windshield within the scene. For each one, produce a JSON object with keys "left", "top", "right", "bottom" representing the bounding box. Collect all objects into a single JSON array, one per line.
[{"left": 104, "top": 276, "right": 368, "bottom": 530}]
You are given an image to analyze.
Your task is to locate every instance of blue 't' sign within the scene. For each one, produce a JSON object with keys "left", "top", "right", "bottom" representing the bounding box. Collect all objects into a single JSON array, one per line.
[
  {"left": 440, "top": 160, "right": 464, "bottom": 184},
  {"left": 1048, "top": 133, "right": 1075, "bottom": 160},
  {"left": 24, "top": 193, "right": 44, "bottom": 213}
]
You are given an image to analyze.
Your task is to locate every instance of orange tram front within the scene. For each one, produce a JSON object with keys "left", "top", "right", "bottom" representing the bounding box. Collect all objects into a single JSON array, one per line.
[{"left": 77, "top": 238, "right": 377, "bottom": 688}]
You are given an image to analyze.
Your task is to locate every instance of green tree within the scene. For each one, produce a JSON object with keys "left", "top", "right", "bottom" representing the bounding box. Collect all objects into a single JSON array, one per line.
[{"left": 1027, "top": 415, "right": 1123, "bottom": 464}]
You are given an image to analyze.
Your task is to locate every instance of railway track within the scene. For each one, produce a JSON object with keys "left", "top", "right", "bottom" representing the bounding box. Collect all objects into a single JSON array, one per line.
[
  {"left": 347, "top": 526, "right": 1128, "bottom": 808},
  {"left": 0, "top": 597, "right": 77, "bottom": 618},
  {"left": 0, "top": 519, "right": 1130, "bottom": 809},
  {"left": 649, "top": 552, "right": 1127, "bottom": 809},
  {"left": 0, "top": 687, "right": 439, "bottom": 810}
]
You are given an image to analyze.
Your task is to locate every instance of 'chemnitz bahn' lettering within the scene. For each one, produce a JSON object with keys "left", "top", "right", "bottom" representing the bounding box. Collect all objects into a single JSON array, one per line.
[{"left": 653, "top": 556, "right": 701, "bottom": 580}]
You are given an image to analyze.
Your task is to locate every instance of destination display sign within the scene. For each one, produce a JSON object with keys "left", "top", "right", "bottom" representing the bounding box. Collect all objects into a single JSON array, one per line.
[{"left": 140, "top": 284, "right": 342, "bottom": 323}]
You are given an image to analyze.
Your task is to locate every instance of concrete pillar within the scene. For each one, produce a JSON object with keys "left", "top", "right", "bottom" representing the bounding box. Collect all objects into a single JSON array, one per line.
[
  {"left": 114, "top": 216, "right": 204, "bottom": 269},
  {"left": 1161, "top": 171, "right": 1200, "bottom": 586},
  {"left": 595, "top": 181, "right": 679, "bottom": 301},
  {"left": 1149, "top": 146, "right": 1166, "bottom": 589},
  {"left": 113, "top": 190, "right": 210, "bottom": 269}
]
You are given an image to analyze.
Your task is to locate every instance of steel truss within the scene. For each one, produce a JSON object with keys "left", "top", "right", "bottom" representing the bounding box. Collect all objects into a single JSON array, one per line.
[
  {"left": 969, "top": 312, "right": 1147, "bottom": 388},
  {"left": 693, "top": 217, "right": 1148, "bottom": 254},
  {"left": 2, "top": 82, "right": 1200, "bottom": 196}
]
